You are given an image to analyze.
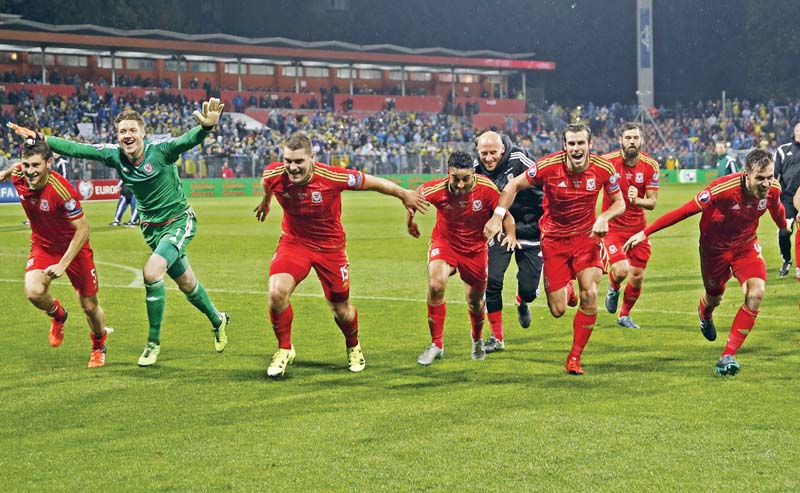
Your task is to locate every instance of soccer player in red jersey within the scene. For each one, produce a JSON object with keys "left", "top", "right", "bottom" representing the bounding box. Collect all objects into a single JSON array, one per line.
[
  {"left": 255, "top": 132, "right": 428, "bottom": 377},
  {"left": 484, "top": 123, "right": 625, "bottom": 375},
  {"left": 601, "top": 122, "right": 660, "bottom": 329},
  {"left": 625, "top": 149, "right": 788, "bottom": 376},
  {"left": 0, "top": 139, "right": 110, "bottom": 368},
  {"left": 408, "top": 150, "right": 515, "bottom": 365}
]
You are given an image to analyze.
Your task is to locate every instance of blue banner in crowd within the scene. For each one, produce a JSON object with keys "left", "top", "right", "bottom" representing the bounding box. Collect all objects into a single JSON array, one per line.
[{"left": 0, "top": 182, "right": 19, "bottom": 203}]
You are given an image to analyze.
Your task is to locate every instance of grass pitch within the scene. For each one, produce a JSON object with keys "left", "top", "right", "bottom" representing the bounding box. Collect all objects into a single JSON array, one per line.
[{"left": 1, "top": 183, "right": 798, "bottom": 491}]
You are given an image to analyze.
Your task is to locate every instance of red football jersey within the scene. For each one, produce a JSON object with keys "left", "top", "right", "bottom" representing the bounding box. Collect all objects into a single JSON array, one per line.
[
  {"left": 695, "top": 173, "right": 784, "bottom": 250},
  {"left": 524, "top": 151, "right": 621, "bottom": 238},
  {"left": 261, "top": 161, "right": 365, "bottom": 250},
  {"left": 602, "top": 150, "right": 660, "bottom": 230},
  {"left": 420, "top": 175, "right": 500, "bottom": 254},
  {"left": 11, "top": 165, "right": 86, "bottom": 251}
]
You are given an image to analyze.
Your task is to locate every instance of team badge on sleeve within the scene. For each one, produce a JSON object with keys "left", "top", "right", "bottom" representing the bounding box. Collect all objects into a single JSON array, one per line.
[
  {"left": 526, "top": 166, "right": 537, "bottom": 179},
  {"left": 346, "top": 172, "right": 363, "bottom": 189},
  {"left": 697, "top": 190, "right": 711, "bottom": 204},
  {"left": 64, "top": 198, "right": 77, "bottom": 211}
]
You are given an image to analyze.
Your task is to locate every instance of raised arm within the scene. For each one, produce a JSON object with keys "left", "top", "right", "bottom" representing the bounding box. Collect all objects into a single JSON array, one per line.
[
  {"left": 8, "top": 122, "right": 112, "bottom": 162},
  {"left": 159, "top": 97, "right": 224, "bottom": 162},
  {"left": 362, "top": 174, "right": 429, "bottom": 214}
]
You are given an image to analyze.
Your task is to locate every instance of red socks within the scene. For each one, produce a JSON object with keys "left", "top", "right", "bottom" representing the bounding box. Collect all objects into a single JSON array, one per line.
[
  {"left": 336, "top": 310, "right": 359, "bottom": 348},
  {"left": 619, "top": 284, "right": 641, "bottom": 317},
  {"left": 723, "top": 305, "right": 758, "bottom": 356},
  {"left": 269, "top": 303, "right": 294, "bottom": 349},
  {"left": 608, "top": 273, "right": 622, "bottom": 291},
  {"left": 468, "top": 309, "right": 485, "bottom": 342},
  {"left": 90, "top": 330, "right": 107, "bottom": 350},
  {"left": 428, "top": 302, "right": 446, "bottom": 348},
  {"left": 487, "top": 310, "right": 503, "bottom": 341},
  {"left": 699, "top": 296, "right": 714, "bottom": 320},
  {"left": 48, "top": 299, "right": 66, "bottom": 322},
  {"left": 569, "top": 309, "right": 596, "bottom": 359}
]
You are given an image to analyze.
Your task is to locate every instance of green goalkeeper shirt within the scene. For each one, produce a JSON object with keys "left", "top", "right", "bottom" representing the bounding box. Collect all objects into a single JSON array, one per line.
[{"left": 47, "top": 126, "right": 209, "bottom": 224}]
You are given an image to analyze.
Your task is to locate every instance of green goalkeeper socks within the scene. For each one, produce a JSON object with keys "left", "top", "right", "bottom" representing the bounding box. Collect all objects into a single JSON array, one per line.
[
  {"left": 185, "top": 281, "right": 223, "bottom": 328},
  {"left": 145, "top": 279, "right": 166, "bottom": 344}
]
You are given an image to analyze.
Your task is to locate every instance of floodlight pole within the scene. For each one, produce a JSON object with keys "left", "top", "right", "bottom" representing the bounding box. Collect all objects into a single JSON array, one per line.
[
  {"left": 237, "top": 58, "right": 242, "bottom": 92},
  {"left": 636, "top": 0, "right": 654, "bottom": 109},
  {"left": 110, "top": 50, "right": 116, "bottom": 87},
  {"left": 40, "top": 46, "right": 46, "bottom": 83}
]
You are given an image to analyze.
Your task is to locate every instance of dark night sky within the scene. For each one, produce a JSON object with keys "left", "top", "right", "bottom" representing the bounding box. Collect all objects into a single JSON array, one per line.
[{"left": 1, "top": 0, "right": 795, "bottom": 104}]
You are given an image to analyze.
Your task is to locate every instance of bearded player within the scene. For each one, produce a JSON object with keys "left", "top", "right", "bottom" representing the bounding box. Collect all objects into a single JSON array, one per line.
[{"left": 601, "top": 122, "right": 659, "bottom": 329}]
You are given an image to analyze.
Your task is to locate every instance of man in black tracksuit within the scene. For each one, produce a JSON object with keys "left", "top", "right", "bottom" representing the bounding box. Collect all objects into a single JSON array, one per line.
[
  {"left": 775, "top": 121, "right": 800, "bottom": 277},
  {"left": 474, "top": 131, "right": 544, "bottom": 353}
]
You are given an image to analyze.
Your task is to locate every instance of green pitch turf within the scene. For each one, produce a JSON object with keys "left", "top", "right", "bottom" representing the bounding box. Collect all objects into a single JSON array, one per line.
[{"left": 1, "top": 183, "right": 798, "bottom": 491}]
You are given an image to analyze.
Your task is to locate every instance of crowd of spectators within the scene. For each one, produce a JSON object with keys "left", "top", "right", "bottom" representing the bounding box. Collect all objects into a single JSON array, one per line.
[{"left": 1, "top": 76, "right": 799, "bottom": 180}]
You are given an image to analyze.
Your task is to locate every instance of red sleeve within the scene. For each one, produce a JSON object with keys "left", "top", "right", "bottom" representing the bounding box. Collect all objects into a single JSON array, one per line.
[
  {"left": 604, "top": 167, "right": 621, "bottom": 195},
  {"left": 643, "top": 199, "right": 702, "bottom": 236},
  {"left": 769, "top": 197, "right": 787, "bottom": 229},
  {"left": 523, "top": 163, "right": 540, "bottom": 185}
]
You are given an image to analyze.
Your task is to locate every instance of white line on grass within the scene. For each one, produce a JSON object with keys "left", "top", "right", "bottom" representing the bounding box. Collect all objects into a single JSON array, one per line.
[{"left": 0, "top": 277, "right": 797, "bottom": 321}]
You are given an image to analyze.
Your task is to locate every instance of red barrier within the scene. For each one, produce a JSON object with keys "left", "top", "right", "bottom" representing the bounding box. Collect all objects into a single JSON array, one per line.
[
  {"left": 0, "top": 82, "right": 77, "bottom": 98},
  {"left": 456, "top": 97, "right": 524, "bottom": 114},
  {"left": 471, "top": 113, "right": 528, "bottom": 131},
  {"left": 333, "top": 94, "right": 446, "bottom": 113},
  {"left": 221, "top": 90, "right": 319, "bottom": 111}
]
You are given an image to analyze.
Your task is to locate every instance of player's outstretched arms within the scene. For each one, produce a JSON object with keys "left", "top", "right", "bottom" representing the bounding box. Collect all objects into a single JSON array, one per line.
[
  {"left": 406, "top": 209, "right": 421, "bottom": 238},
  {"left": 7, "top": 122, "right": 43, "bottom": 142},
  {"left": 401, "top": 187, "right": 429, "bottom": 214},
  {"left": 362, "top": 175, "right": 429, "bottom": 214},
  {"left": 623, "top": 231, "right": 647, "bottom": 252},
  {"left": 192, "top": 97, "right": 225, "bottom": 128}
]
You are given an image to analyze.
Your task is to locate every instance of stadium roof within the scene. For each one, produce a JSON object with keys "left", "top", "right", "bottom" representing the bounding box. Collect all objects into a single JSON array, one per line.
[{"left": 0, "top": 13, "right": 555, "bottom": 72}]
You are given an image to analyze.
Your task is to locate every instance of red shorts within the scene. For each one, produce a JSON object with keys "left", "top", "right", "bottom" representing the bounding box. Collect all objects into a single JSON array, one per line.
[
  {"left": 269, "top": 237, "right": 350, "bottom": 303},
  {"left": 700, "top": 239, "right": 766, "bottom": 297},
  {"left": 428, "top": 239, "right": 488, "bottom": 291},
  {"left": 541, "top": 234, "right": 606, "bottom": 292},
  {"left": 604, "top": 230, "right": 651, "bottom": 268},
  {"left": 27, "top": 244, "right": 99, "bottom": 297}
]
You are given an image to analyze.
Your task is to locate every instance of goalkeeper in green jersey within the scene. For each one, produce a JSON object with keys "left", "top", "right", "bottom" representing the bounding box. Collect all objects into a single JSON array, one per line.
[{"left": 9, "top": 98, "right": 230, "bottom": 367}]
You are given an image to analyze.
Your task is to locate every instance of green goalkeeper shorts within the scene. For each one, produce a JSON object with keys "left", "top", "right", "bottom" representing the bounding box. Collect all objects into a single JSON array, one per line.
[{"left": 141, "top": 207, "right": 198, "bottom": 259}]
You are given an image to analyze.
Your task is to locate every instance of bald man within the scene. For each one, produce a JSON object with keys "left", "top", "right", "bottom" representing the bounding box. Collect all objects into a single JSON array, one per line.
[{"left": 474, "top": 132, "right": 544, "bottom": 352}]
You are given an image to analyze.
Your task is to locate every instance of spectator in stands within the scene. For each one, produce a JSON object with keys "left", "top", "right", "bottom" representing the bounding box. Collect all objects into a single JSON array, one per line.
[{"left": 221, "top": 160, "right": 235, "bottom": 178}]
